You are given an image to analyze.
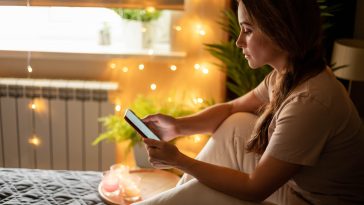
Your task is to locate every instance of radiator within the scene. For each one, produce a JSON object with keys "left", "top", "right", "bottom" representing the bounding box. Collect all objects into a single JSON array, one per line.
[{"left": 0, "top": 78, "right": 118, "bottom": 171}]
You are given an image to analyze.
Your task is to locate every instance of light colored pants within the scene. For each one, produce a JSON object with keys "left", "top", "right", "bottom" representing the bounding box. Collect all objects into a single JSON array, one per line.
[{"left": 133, "top": 113, "right": 304, "bottom": 205}]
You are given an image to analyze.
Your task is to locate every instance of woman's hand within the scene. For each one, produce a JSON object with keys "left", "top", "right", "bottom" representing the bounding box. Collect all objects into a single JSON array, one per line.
[
  {"left": 143, "top": 138, "right": 185, "bottom": 169},
  {"left": 142, "top": 114, "right": 179, "bottom": 141}
]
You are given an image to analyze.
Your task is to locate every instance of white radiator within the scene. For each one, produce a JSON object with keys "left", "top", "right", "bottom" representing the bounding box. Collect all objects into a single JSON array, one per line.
[{"left": 0, "top": 78, "right": 118, "bottom": 171}]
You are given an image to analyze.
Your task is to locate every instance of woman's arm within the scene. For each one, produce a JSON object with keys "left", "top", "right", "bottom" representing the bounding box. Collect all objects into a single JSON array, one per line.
[{"left": 176, "top": 90, "right": 264, "bottom": 136}]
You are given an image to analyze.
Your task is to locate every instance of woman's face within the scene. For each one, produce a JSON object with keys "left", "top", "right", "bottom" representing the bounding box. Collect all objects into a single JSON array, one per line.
[{"left": 236, "top": 1, "right": 286, "bottom": 70}]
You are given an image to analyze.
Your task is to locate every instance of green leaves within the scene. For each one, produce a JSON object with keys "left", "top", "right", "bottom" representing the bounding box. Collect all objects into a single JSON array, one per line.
[
  {"left": 92, "top": 95, "right": 214, "bottom": 149},
  {"left": 112, "top": 8, "right": 161, "bottom": 22}
]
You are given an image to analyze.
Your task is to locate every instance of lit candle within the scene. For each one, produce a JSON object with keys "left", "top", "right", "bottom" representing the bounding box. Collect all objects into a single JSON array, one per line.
[
  {"left": 102, "top": 172, "right": 120, "bottom": 193},
  {"left": 121, "top": 177, "right": 141, "bottom": 202}
]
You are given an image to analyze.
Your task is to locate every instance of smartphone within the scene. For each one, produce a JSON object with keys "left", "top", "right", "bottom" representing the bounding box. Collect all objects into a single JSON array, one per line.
[{"left": 124, "top": 109, "right": 160, "bottom": 141}]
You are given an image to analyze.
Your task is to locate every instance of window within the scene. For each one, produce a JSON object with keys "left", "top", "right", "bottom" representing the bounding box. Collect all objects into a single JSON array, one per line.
[{"left": 0, "top": 6, "right": 178, "bottom": 55}]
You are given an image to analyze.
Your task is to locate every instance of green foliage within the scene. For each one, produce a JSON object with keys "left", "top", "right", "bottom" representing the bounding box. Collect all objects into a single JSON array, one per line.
[
  {"left": 92, "top": 95, "right": 214, "bottom": 150},
  {"left": 113, "top": 8, "right": 161, "bottom": 22},
  {"left": 317, "top": 0, "right": 343, "bottom": 30}
]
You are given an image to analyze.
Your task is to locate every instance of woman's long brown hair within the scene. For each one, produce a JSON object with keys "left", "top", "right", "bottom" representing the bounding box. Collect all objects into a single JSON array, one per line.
[{"left": 240, "top": 0, "right": 327, "bottom": 154}]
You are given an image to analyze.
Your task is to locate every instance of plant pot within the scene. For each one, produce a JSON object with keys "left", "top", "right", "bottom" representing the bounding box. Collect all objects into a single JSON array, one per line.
[
  {"left": 122, "top": 20, "right": 143, "bottom": 50},
  {"left": 142, "top": 22, "right": 156, "bottom": 49},
  {"left": 133, "top": 142, "right": 153, "bottom": 168}
]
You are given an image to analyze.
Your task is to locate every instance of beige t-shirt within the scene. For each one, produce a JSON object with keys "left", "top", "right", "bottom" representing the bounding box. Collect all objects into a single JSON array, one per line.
[{"left": 254, "top": 69, "right": 364, "bottom": 205}]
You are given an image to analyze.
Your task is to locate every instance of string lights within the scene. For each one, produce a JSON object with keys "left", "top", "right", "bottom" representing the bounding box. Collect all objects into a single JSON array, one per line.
[
  {"left": 170, "top": 65, "right": 177, "bottom": 71},
  {"left": 150, "top": 83, "right": 157, "bottom": 91},
  {"left": 25, "top": 0, "right": 42, "bottom": 162},
  {"left": 115, "top": 104, "right": 122, "bottom": 112},
  {"left": 174, "top": 25, "right": 182, "bottom": 31}
]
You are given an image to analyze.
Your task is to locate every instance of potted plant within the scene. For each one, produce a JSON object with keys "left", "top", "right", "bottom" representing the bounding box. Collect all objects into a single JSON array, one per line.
[
  {"left": 93, "top": 95, "right": 213, "bottom": 168},
  {"left": 113, "top": 8, "right": 162, "bottom": 49}
]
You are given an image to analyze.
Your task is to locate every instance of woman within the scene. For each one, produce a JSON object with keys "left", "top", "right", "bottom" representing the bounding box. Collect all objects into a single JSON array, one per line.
[{"left": 134, "top": 0, "right": 364, "bottom": 204}]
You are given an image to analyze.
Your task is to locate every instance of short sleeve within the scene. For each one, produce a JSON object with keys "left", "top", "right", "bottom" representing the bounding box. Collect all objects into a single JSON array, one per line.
[
  {"left": 253, "top": 71, "right": 274, "bottom": 103},
  {"left": 265, "top": 96, "right": 332, "bottom": 166}
]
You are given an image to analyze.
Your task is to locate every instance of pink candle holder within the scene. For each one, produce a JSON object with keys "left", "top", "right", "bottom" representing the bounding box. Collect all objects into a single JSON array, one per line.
[{"left": 102, "top": 171, "right": 120, "bottom": 197}]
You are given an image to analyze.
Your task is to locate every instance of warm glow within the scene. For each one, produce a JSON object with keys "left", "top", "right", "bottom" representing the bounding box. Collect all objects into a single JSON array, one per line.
[
  {"left": 27, "top": 65, "right": 33, "bottom": 73},
  {"left": 110, "top": 63, "right": 117, "bottom": 69},
  {"left": 141, "top": 27, "right": 147, "bottom": 33},
  {"left": 150, "top": 83, "right": 157, "bottom": 91},
  {"left": 196, "top": 24, "right": 206, "bottom": 36},
  {"left": 202, "top": 67, "right": 209, "bottom": 74},
  {"left": 146, "top": 6, "right": 156, "bottom": 13},
  {"left": 194, "top": 64, "right": 201, "bottom": 70},
  {"left": 138, "top": 64, "right": 145, "bottom": 70},
  {"left": 28, "top": 135, "right": 41, "bottom": 147},
  {"left": 174, "top": 25, "right": 182, "bottom": 31},
  {"left": 28, "top": 99, "right": 46, "bottom": 112},
  {"left": 193, "top": 135, "right": 202, "bottom": 143},
  {"left": 167, "top": 97, "right": 172, "bottom": 102},
  {"left": 170, "top": 65, "right": 177, "bottom": 71},
  {"left": 192, "top": 97, "right": 204, "bottom": 104},
  {"left": 115, "top": 104, "right": 121, "bottom": 112},
  {"left": 122, "top": 67, "right": 129, "bottom": 73}
]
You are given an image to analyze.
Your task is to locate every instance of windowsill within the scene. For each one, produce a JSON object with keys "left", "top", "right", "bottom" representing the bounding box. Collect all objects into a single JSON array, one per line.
[{"left": 0, "top": 41, "right": 186, "bottom": 60}]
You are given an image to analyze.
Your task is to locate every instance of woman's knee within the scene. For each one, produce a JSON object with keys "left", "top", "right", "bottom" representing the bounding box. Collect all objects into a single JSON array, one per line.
[{"left": 212, "top": 112, "right": 258, "bottom": 142}]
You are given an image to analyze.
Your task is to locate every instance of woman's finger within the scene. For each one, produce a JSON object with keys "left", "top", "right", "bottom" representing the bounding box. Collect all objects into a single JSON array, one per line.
[
  {"left": 143, "top": 138, "right": 162, "bottom": 148},
  {"left": 143, "top": 114, "right": 159, "bottom": 123}
]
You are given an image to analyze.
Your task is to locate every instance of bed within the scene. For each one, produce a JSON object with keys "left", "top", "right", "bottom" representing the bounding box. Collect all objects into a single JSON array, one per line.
[{"left": 0, "top": 168, "right": 104, "bottom": 204}]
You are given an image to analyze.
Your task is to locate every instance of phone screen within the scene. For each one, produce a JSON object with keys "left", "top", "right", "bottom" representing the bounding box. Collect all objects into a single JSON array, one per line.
[{"left": 124, "top": 109, "right": 160, "bottom": 141}]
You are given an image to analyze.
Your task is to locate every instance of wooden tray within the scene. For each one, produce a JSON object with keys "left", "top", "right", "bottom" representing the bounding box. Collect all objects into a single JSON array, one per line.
[{"left": 99, "top": 169, "right": 180, "bottom": 205}]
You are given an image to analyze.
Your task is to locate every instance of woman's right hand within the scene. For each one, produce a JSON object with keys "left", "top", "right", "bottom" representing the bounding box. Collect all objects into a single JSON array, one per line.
[{"left": 142, "top": 114, "right": 179, "bottom": 141}]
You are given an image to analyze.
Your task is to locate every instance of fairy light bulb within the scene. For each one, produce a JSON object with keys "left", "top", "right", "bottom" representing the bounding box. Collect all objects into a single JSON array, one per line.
[
  {"left": 197, "top": 98, "right": 204, "bottom": 104},
  {"left": 170, "top": 65, "right": 177, "bottom": 71},
  {"left": 174, "top": 26, "right": 182, "bottom": 31},
  {"left": 115, "top": 104, "right": 121, "bottom": 112},
  {"left": 110, "top": 63, "right": 116, "bottom": 69},
  {"left": 196, "top": 24, "right": 206, "bottom": 36},
  {"left": 146, "top": 6, "right": 156, "bottom": 13},
  {"left": 122, "top": 67, "right": 129, "bottom": 73},
  {"left": 139, "top": 64, "right": 145, "bottom": 70},
  {"left": 194, "top": 64, "right": 201, "bottom": 70},
  {"left": 202, "top": 67, "right": 209, "bottom": 74},
  {"left": 193, "top": 135, "right": 202, "bottom": 143},
  {"left": 28, "top": 135, "right": 41, "bottom": 147},
  {"left": 150, "top": 83, "right": 157, "bottom": 91},
  {"left": 31, "top": 102, "right": 37, "bottom": 110},
  {"left": 167, "top": 97, "right": 172, "bottom": 102},
  {"left": 141, "top": 27, "right": 147, "bottom": 33},
  {"left": 27, "top": 65, "right": 33, "bottom": 73}
]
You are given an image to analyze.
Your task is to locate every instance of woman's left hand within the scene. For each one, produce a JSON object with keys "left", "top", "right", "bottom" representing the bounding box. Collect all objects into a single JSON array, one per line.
[{"left": 142, "top": 138, "right": 182, "bottom": 169}]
